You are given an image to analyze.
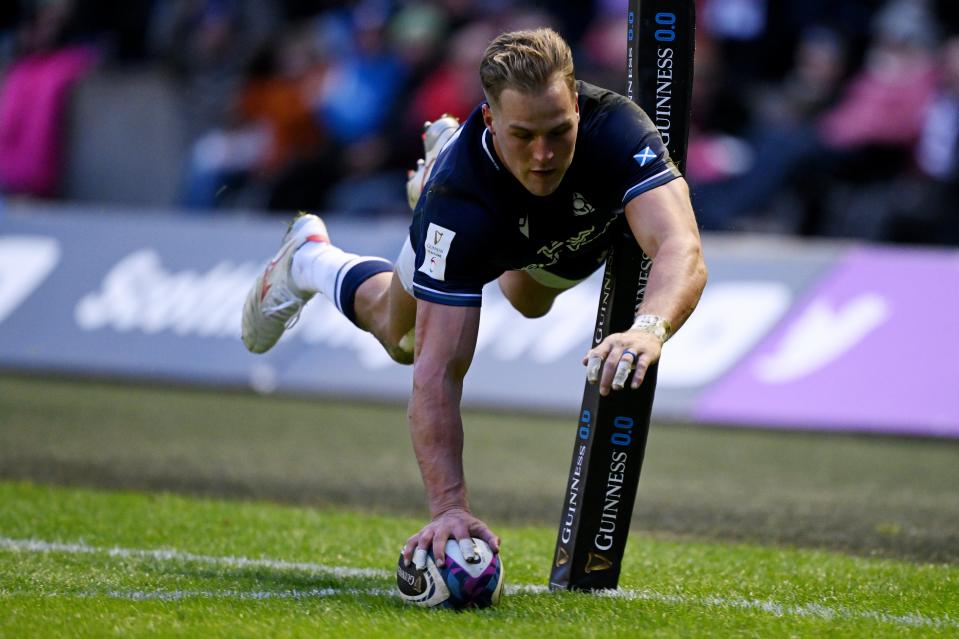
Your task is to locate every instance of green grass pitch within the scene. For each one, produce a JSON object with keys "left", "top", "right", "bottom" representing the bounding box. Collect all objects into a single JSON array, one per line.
[
  {"left": 2, "top": 482, "right": 957, "bottom": 638},
  {"left": 2, "top": 374, "right": 958, "bottom": 636}
]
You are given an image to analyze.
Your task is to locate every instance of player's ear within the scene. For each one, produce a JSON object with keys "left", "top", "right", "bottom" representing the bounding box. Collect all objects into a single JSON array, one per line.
[{"left": 482, "top": 103, "right": 495, "bottom": 134}]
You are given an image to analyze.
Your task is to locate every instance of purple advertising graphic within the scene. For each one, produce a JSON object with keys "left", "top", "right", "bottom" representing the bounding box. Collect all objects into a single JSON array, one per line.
[{"left": 695, "top": 247, "right": 959, "bottom": 437}]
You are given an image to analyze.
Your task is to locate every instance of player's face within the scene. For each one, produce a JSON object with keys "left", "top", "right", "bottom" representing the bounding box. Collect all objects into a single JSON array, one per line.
[{"left": 483, "top": 75, "right": 579, "bottom": 197}]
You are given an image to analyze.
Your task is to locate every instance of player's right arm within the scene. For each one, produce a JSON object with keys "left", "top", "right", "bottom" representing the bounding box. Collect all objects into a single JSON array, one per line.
[{"left": 401, "top": 300, "right": 500, "bottom": 568}]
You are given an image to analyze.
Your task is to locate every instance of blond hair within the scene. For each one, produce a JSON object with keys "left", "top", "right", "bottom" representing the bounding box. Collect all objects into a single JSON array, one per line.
[{"left": 480, "top": 28, "right": 575, "bottom": 105}]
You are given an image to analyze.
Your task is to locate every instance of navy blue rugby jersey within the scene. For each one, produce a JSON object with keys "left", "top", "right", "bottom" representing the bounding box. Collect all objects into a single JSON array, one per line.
[{"left": 410, "top": 80, "right": 680, "bottom": 307}]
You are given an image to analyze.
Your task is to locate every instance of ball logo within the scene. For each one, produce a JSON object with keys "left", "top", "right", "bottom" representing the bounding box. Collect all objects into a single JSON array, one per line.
[{"left": 395, "top": 563, "right": 427, "bottom": 594}]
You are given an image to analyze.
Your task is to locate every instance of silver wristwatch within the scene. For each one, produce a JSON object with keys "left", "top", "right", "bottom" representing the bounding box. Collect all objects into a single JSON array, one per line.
[{"left": 630, "top": 314, "right": 671, "bottom": 343}]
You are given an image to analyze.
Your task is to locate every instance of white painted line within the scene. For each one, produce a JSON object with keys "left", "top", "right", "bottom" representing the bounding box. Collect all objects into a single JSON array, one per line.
[
  {"left": 0, "top": 536, "right": 390, "bottom": 580},
  {"left": 0, "top": 587, "right": 398, "bottom": 601},
  {"left": 1, "top": 537, "right": 955, "bottom": 629}
]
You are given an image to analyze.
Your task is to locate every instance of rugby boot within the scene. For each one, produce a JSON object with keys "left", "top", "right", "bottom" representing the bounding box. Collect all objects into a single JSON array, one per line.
[
  {"left": 406, "top": 114, "right": 460, "bottom": 210},
  {"left": 242, "top": 213, "right": 329, "bottom": 353}
]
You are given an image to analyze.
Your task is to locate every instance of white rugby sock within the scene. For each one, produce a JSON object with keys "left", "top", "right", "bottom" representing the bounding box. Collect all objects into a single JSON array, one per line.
[
  {"left": 291, "top": 241, "right": 349, "bottom": 301},
  {"left": 291, "top": 242, "right": 393, "bottom": 325}
]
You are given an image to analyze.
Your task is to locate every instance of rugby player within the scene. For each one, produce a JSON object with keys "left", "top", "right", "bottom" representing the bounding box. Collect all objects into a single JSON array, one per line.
[{"left": 242, "top": 28, "right": 707, "bottom": 570}]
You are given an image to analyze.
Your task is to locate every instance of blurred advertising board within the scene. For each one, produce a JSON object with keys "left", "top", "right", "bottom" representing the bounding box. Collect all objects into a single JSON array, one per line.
[{"left": 1, "top": 204, "right": 956, "bottom": 437}]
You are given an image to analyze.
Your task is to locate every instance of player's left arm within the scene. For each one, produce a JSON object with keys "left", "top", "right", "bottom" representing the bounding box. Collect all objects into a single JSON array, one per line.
[{"left": 585, "top": 176, "right": 707, "bottom": 395}]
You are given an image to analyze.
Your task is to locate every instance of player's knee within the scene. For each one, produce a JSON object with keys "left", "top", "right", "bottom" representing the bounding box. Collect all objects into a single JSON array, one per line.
[
  {"left": 512, "top": 299, "right": 553, "bottom": 319},
  {"left": 382, "top": 327, "right": 415, "bottom": 365},
  {"left": 385, "top": 344, "right": 414, "bottom": 365}
]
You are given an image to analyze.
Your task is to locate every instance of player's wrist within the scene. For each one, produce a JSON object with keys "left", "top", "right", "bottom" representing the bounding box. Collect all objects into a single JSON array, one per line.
[
  {"left": 432, "top": 504, "right": 471, "bottom": 519},
  {"left": 630, "top": 314, "right": 671, "bottom": 343},
  {"left": 429, "top": 490, "right": 470, "bottom": 518}
]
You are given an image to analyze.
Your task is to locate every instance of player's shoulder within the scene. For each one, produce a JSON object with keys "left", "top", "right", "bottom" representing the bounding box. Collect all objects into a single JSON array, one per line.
[
  {"left": 426, "top": 106, "right": 489, "bottom": 193},
  {"left": 417, "top": 106, "right": 501, "bottom": 225},
  {"left": 577, "top": 80, "right": 655, "bottom": 138},
  {"left": 577, "top": 80, "right": 633, "bottom": 113},
  {"left": 414, "top": 113, "right": 491, "bottom": 217}
]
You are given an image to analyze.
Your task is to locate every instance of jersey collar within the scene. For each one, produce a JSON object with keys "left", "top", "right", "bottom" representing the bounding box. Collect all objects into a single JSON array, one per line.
[{"left": 481, "top": 127, "right": 501, "bottom": 171}]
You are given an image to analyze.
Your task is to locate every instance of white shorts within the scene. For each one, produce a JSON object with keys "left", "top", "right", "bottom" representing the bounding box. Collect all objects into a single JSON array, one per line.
[{"left": 396, "top": 237, "right": 417, "bottom": 296}]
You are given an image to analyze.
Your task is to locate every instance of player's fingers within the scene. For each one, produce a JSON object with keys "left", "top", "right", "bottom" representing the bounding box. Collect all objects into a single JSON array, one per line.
[
  {"left": 414, "top": 530, "right": 434, "bottom": 569},
  {"left": 599, "top": 346, "right": 628, "bottom": 395},
  {"left": 471, "top": 521, "right": 500, "bottom": 553},
  {"left": 586, "top": 354, "right": 603, "bottom": 383},
  {"left": 611, "top": 349, "right": 637, "bottom": 391},
  {"left": 412, "top": 547, "right": 428, "bottom": 570},
  {"left": 584, "top": 339, "right": 612, "bottom": 368},
  {"left": 453, "top": 520, "right": 479, "bottom": 563},
  {"left": 457, "top": 537, "right": 479, "bottom": 564},
  {"left": 630, "top": 353, "right": 652, "bottom": 389},
  {"left": 432, "top": 529, "right": 451, "bottom": 568},
  {"left": 402, "top": 534, "right": 420, "bottom": 565},
  {"left": 586, "top": 341, "right": 613, "bottom": 383}
]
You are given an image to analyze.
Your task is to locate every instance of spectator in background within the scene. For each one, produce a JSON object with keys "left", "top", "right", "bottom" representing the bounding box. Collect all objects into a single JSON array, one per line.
[
  {"left": 312, "top": 6, "right": 407, "bottom": 147},
  {"left": 888, "top": 33, "right": 959, "bottom": 244},
  {"left": 388, "top": 3, "right": 448, "bottom": 84},
  {"left": 409, "top": 10, "right": 553, "bottom": 118},
  {"left": 149, "top": 0, "right": 280, "bottom": 141},
  {"left": 0, "top": 0, "right": 99, "bottom": 198},
  {"left": 385, "top": 3, "right": 449, "bottom": 170},
  {"left": 61, "top": 0, "right": 156, "bottom": 65},
  {"left": 0, "top": 2, "right": 21, "bottom": 63},
  {"left": 818, "top": 3, "right": 937, "bottom": 153},
  {"left": 690, "top": 26, "right": 847, "bottom": 232},
  {"left": 181, "top": 33, "right": 325, "bottom": 210},
  {"left": 692, "top": 0, "right": 939, "bottom": 239},
  {"left": 0, "top": 0, "right": 954, "bottom": 246},
  {"left": 756, "top": 27, "right": 848, "bottom": 128},
  {"left": 578, "top": 6, "right": 629, "bottom": 92},
  {"left": 404, "top": 20, "right": 494, "bottom": 136},
  {"left": 916, "top": 35, "right": 959, "bottom": 187},
  {"left": 314, "top": 4, "right": 416, "bottom": 216},
  {"left": 811, "top": 0, "right": 939, "bottom": 238}
]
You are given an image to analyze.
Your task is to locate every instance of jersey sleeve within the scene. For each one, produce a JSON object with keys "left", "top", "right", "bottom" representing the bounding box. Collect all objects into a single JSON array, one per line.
[
  {"left": 604, "top": 100, "right": 682, "bottom": 207},
  {"left": 409, "top": 189, "right": 499, "bottom": 307}
]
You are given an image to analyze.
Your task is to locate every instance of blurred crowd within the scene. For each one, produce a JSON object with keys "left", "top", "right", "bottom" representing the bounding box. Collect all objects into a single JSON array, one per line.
[{"left": 0, "top": 0, "right": 957, "bottom": 244}]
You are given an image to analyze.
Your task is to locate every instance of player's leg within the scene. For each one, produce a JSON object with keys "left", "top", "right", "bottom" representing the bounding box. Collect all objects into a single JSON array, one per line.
[
  {"left": 497, "top": 269, "right": 577, "bottom": 318},
  {"left": 352, "top": 259, "right": 418, "bottom": 364},
  {"left": 500, "top": 248, "right": 608, "bottom": 318},
  {"left": 241, "top": 211, "right": 416, "bottom": 362},
  {"left": 242, "top": 115, "right": 458, "bottom": 360},
  {"left": 287, "top": 230, "right": 417, "bottom": 363},
  {"left": 299, "top": 115, "right": 457, "bottom": 360}
]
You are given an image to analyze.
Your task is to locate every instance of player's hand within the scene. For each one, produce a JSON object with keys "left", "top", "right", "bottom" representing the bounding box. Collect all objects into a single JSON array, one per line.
[
  {"left": 583, "top": 329, "right": 663, "bottom": 396},
  {"left": 401, "top": 507, "right": 500, "bottom": 569}
]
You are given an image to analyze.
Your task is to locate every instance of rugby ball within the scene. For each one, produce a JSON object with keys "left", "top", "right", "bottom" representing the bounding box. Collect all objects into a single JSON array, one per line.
[{"left": 396, "top": 538, "right": 504, "bottom": 609}]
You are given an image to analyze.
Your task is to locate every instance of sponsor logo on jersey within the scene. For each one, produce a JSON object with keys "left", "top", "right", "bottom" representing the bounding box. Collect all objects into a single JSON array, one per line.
[
  {"left": 572, "top": 192, "right": 595, "bottom": 216},
  {"left": 419, "top": 223, "right": 456, "bottom": 281}
]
